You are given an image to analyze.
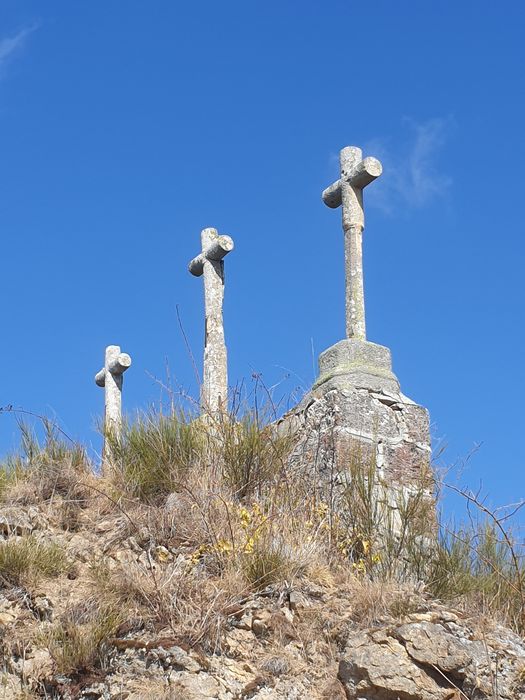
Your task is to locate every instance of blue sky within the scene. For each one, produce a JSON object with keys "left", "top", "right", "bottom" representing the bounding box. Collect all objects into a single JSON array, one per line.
[{"left": 0, "top": 2, "right": 524, "bottom": 511}]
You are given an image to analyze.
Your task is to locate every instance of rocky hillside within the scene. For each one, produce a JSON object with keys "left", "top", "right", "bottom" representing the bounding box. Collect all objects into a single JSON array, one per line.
[
  {"left": 0, "top": 417, "right": 524, "bottom": 699},
  {"left": 1, "top": 500, "right": 524, "bottom": 699}
]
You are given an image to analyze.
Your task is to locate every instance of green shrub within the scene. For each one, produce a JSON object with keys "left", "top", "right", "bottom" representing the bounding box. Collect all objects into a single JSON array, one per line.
[
  {"left": 220, "top": 413, "right": 294, "bottom": 501},
  {"left": 106, "top": 411, "right": 203, "bottom": 502},
  {"left": 428, "top": 521, "right": 525, "bottom": 629}
]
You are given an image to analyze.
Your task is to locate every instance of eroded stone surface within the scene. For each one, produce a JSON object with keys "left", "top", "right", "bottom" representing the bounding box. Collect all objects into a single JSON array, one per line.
[
  {"left": 279, "top": 383, "right": 431, "bottom": 493},
  {"left": 339, "top": 631, "right": 453, "bottom": 700},
  {"left": 339, "top": 617, "right": 525, "bottom": 700},
  {"left": 1, "top": 505, "right": 524, "bottom": 700}
]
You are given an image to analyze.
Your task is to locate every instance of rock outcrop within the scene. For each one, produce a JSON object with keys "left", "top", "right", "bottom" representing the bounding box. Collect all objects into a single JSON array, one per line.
[{"left": 339, "top": 612, "right": 525, "bottom": 699}]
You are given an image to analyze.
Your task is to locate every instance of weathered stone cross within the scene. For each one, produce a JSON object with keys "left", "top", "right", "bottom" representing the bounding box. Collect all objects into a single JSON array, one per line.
[
  {"left": 322, "top": 146, "right": 382, "bottom": 341},
  {"left": 95, "top": 345, "right": 132, "bottom": 463},
  {"left": 188, "top": 228, "right": 234, "bottom": 415}
]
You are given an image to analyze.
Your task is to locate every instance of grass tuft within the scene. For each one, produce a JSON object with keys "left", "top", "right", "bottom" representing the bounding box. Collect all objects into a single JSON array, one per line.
[
  {"left": 0, "top": 536, "right": 70, "bottom": 588},
  {"left": 41, "top": 602, "right": 122, "bottom": 675}
]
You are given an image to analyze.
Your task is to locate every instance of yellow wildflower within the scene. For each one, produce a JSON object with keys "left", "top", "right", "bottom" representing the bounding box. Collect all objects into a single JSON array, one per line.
[
  {"left": 243, "top": 536, "right": 256, "bottom": 554},
  {"left": 215, "top": 539, "right": 233, "bottom": 554},
  {"left": 239, "top": 507, "right": 251, "bottom": 527},
  {"left": 352, "top": 559, "right": 367, "bottom": 575},
  {"left": 191, "top": 544, "right": 208, "bottom": 565}
]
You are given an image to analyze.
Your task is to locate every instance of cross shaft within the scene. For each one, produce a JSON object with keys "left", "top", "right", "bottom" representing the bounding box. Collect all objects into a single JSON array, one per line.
[
  {"left": 322, "top": 146, "right": 382, "bottom": 341},
  {"left": 189, "top": 228, "right": 234, "bottom": 415},
  {"left": 95, "top": 344, "right": 131, "bottom": 469}
]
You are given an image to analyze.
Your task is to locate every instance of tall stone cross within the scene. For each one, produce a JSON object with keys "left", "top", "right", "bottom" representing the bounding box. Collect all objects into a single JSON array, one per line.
[
  {"left": 322, "top": 146, "right": 382, "bottom": 341},
  {"left": 189, "top": 228, "right": 234, "bottom": 415},
  {"left": 95, "top": 345, "right": 132, "bottom": 464}
]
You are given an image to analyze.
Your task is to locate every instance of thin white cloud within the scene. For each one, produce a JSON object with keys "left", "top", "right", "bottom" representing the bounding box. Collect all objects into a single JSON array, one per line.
[
  {"left": 365, "top": 117, "right": 453, "bottom": 215},
  {"left": 0, "top": 25, "right": 37, "bottom": 73}
]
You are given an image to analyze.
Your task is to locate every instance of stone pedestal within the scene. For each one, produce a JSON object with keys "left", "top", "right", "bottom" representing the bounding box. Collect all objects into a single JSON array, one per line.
[
  {"left": 314, "top": 338, "right": 400, "bottom": 395},
  {"left": 278, "top": 339, "right": 433, "bottom": 509}
]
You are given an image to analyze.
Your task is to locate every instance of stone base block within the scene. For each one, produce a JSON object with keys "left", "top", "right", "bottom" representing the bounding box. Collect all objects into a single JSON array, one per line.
[
  {"left": 279, "top": 384, "right": 431, "bottom": 492},
  {"left": 314, "top": 339, "right": 401, "bottom": 395},
  {"left": 276, "top": 339, "right": 435, "bottom": 542},
  {"left": 276, "top": 338, "right": 434, "bottom": 533}
]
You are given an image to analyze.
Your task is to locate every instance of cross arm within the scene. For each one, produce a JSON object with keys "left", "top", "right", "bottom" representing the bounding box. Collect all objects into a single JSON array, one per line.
[
  {"left": 94, "top": 353, "right": 132, "bottom": 387},
  {"left": 322, "top": 157, "right": 383, "bottom": 208},
  {"left": 188, "top": 235, "right": 234, "bottom": 277}
]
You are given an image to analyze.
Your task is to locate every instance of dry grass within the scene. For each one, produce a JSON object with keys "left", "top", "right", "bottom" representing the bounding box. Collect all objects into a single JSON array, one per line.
[
  {"left": 87, "top": 549, "right": 249, "bottom": 652},
  {"left": 97, "top": 405, "right": 525, "bottom": 638},
  {"left": 0, "top": 403, "right": 523, "bottom": 668},
  {"left": 0, "top": 419, "right": 94, "bottom": 535},
  {"left": 0, "top": 463, "right": 19, "bottom": 500}
]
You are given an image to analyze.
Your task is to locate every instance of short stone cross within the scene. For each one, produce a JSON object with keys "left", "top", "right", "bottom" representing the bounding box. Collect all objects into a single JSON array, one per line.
[
  {"left": 322, "top": 146, "right": 382, "bottom": 341},
  {"left": 188, "top": 227, "right": 234, "bottom": 415},
  {"left": 95, "top": 345, "right": 132, "bottom": 463}
]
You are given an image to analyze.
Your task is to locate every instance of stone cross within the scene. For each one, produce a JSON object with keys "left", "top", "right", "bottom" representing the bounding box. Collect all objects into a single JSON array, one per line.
[
  {"left": 95, "top": 345, "right": 132, "bottom": 463},
  {"left": 322, "top": 146, "right": 382, "bottom": 341},
  {"left": 188, "top": 228, "right": 234, "bottom": 415}
]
